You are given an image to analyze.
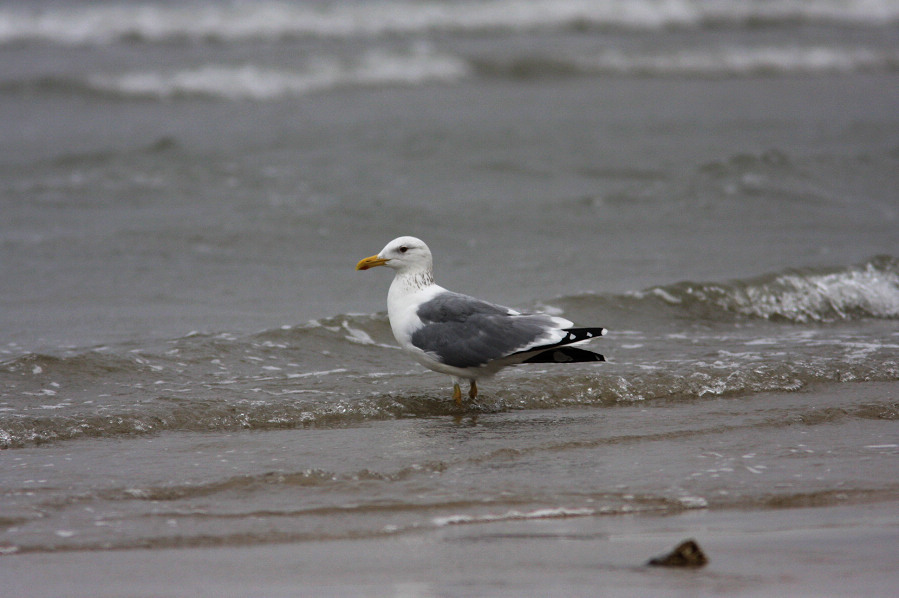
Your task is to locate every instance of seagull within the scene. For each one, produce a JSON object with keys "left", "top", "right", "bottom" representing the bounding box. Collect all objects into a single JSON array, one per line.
[{"left": 355, "top": 236, "right": 606, "bottom": 405}]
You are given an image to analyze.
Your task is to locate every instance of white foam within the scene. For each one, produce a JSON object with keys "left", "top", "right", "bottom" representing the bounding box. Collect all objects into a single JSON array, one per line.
[
  {"left": 3, "top": 1, "right": 897, "bottom": 46},
  {"left": 432, "top": 506, "right": 595, "bottom": 527},
  {"left": 87, "top": 50, "right": 470, "bottom": 101},
  {"left": 650, "top": 287, "right": 682, "bottom": 304},
  {"left": 0, "top": 2, "right": 660, "bottom": 45},
  {"left": 580, "top": 45, "right": 899, "bottom": 77},
  {"left": 285, "top": 368, "right": 348, "bottom": 379},
  {"left": 743, "top": 264, "right": 899, "bottom": 322},
  {"left": 678, "top": 495, "right": 709, "bottom": 508}
]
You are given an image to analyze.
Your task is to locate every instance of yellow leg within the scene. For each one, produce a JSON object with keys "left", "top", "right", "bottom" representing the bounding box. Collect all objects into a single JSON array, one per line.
[
  {"left": 452, "top": 383, "right": 463, "bottom": 406},
  {"left": 468, "top": 380, "right": 478, "bottom": 400}
]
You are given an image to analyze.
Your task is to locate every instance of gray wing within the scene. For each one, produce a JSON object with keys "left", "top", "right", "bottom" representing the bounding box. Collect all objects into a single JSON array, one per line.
[{"left": 410, "top": 291, "right": 559, "bottom": 369}]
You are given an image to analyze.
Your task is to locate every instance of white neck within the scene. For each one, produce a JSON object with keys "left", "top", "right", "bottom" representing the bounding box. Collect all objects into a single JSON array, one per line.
[{"left": 389, "top": 268, "right": 435, "bottom": 297}]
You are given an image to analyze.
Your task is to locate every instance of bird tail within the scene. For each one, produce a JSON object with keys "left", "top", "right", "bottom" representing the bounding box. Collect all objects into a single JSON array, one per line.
[
  {"left": 518, "top": 327, "right": 606, "bottom": 354},
  {"left": 511, "top": 327, "right": 606, "bottom": 363},
  {"left": 521, "top": 347, "right": 605, "bottom": 364},
  {"left": 561, "top": 327, "right": 607, "bottom": 344}
]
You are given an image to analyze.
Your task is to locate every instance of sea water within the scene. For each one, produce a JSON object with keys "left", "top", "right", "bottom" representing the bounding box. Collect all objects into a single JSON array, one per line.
[{"left": 1, "top": 0, "right": 897, "bottom": 558}]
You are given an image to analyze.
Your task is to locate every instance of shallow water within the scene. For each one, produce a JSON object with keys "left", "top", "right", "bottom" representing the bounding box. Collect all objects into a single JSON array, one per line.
[
  {"left": 2, "top": 257, "right": 899, "bottom": 450},
  {"left": 3, "top": 382, "right": 897, "bottom": 553},
  {"left": 1, "top": 0, "right": 898, "bottom": 566}
]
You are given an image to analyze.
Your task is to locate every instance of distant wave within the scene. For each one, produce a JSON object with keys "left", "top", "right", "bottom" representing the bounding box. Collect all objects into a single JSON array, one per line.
[
  {"left": 75, "top": 49, "right": 466, "bottom": 100},
  {"left": 2, "top": 0, "right": 897, "bottom": 46},
  {"left": 3, "top": 44, "right": 896, "bottom": 102},
  {"left": 91, "top": 48, "right": 468, "bottom": 100},
  {"left": 487, "top": 45, "right": 899, "bottom": 79},
  {"left": 0, "top": 49, "right": 468, "bottom": 101}
]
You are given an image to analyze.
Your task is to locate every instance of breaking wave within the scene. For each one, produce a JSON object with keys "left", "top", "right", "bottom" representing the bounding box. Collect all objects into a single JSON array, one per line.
[
  {"left": 84, "top": 50, "right": 470, "bottom": 101},
  {"left": 0, "top": 49, "right": 469, "bottom": 101},
  {"left": 492, "top": 45, "right": 899, "bottom": 79},
  {"left": 5, "top": 45, "right": 896, "bottom": 103},
  {"left": 630, "top": 255, "right": 899, "bottom": 323}
]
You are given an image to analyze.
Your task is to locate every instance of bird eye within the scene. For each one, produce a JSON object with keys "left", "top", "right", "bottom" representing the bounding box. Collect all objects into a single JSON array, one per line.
[{"left": 399, "top": 246, "right": 408, "bottom": 253}]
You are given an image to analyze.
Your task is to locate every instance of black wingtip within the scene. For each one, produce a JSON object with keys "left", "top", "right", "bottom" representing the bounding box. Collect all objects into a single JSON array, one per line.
[
  {"left": 510, "top": 326, "right": 607, "bottom": 361},
  {"left": 522, "top": 347, "right": 606, "bottom": 364}
]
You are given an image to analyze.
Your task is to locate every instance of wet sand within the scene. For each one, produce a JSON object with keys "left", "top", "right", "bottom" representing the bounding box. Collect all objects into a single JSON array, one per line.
[{"left": 3, "top": 501, "right": 896, "bottom": 597}]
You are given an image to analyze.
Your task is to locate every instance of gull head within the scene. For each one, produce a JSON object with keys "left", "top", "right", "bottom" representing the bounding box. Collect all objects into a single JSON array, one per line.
[{"left": 356, "top": 236, "right": 433, "bottom": 275}]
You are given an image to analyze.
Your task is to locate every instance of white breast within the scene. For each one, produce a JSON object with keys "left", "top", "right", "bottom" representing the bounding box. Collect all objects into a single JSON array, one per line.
[{"left": 386, "top": 277, "right": 445, "bottom": 351}]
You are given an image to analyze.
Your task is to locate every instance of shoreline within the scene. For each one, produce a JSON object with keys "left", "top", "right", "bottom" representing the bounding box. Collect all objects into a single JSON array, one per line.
[{"left": 3, "top": 501, "right": 896, "bottom": 597}]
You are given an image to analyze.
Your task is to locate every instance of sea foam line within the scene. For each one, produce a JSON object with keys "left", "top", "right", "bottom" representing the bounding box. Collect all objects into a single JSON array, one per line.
[
  {"left": 65, "top": 44, "right": 899, "bottom": 104},
  {"left": 432, "top": 506, "right": 596, "bottom": 527},
  {"left": 2, "top": 0, "right": 898, "bottom": 46},
  {"left": 576, "top": 45, "right": 899, "bottom": 77},
  {"left": 85, "top": 50, "right": 470, "bottom": 101}
]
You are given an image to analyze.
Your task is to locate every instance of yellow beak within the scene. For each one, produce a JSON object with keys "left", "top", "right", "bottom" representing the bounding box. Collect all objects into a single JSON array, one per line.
[{"left": 355, "top": 255, "right": 390, "bottom": 271}]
